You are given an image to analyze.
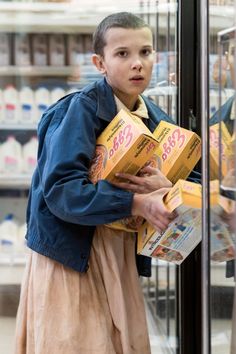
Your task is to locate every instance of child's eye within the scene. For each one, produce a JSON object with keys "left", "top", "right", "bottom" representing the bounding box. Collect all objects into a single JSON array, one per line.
[
  {"left": 141, "top": 49, "right": 152, "bottom": 56},
  {"left": 117, "top": 51, "right": 128, "bottom": 57}
]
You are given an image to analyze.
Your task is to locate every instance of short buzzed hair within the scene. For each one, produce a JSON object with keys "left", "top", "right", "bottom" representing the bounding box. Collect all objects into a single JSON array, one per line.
[{"left": 93, "top": 12, "right": 150, "bottom": 56}]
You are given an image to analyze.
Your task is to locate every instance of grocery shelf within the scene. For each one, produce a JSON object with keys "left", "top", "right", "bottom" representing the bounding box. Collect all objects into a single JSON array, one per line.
[
  {"left": 0, "top": 260, "right": 26, "bottom": 285},
  {"left": 0, "top": 66, "right": 77, "bottom": 76},
  {"left": 0, "top": 2, "right": 232, "bottom": 33},
  {"left": 0, "top": 175, "right": 32, "bottom": 189},
  {"left": 0, "top": 123, "right": 37, "bottom": 130},
  {"left": 0, "top": 1, "right": 177, "bottom": 33}
]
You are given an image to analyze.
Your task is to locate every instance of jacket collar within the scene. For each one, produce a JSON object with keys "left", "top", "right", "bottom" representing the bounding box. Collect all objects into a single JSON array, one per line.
[
  {"left": 95, "top": 77, "right": 172, "bottom": 131},
  {"left": 96, "top": 77, "right": 117, "bottom": 121}
]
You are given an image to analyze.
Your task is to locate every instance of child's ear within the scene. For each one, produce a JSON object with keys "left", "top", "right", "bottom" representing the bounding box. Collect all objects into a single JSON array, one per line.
[{"left": 92, "top": 54, "right": 106, "bottom": 74}]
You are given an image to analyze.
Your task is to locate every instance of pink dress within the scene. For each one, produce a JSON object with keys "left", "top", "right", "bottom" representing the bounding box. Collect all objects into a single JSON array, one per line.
[{"left": 14, "top": 96, "right": 151, "bottom": 354}]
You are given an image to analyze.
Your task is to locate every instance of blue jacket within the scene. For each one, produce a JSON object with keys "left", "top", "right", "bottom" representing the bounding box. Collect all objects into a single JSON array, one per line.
[{"left": 26, "top": 77, "right": 174, "bottom": 276}]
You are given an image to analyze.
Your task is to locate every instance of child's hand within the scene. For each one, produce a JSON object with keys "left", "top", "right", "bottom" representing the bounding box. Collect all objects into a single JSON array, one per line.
[
  {"left": 113, "top": 167, "right": 172, "bottom": 194},
  {"left": 131, "top": 188, "right": 176, "bottom": 232}
]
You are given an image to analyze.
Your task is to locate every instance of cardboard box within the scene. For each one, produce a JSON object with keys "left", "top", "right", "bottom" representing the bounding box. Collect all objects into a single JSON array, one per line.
[
  {"left": 0, "top": 33, "right": 11, "bottom": 66},
  {"left": 138, "top": 179, "right": 236, "bottom": 264},
  {"left": 67, "top": 34, "right": 84, "bottom": 66},
  {"left": 137, "top": 179, "right": 202, "bottom": 264},
  {"left": 32, "top": 34, "right": 48, "bottom": 66},
  {"left": 89, "top": 109, "right": 159, "bottom": 232},
  {"left": 152, "top": 121, "right": 201, "bottom": 184},
  {"left": 209, "top": 122, "right": 232, "bottom": 180},
  {"left": 89, "top": 109, "right": 159, "bottom": 184},
  {"left": 49, "top": 34, "right": 66, "bottom": 66},
  {"left": 14, "top": 33, "right": 31, "bottom": 66}
]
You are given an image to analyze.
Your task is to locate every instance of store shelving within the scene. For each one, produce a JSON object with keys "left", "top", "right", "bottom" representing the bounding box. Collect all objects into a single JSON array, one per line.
[
  {"left": 0, "top": 65, "right": 77, "bottom": 76},
  {"left": 0, "top": 175, "right": 32, "bottom": 190}
]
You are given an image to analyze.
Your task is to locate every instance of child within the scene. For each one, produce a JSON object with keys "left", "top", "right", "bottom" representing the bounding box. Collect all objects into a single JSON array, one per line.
[{"left": 14, "top": 12, "right": 176, "bottom": 354}]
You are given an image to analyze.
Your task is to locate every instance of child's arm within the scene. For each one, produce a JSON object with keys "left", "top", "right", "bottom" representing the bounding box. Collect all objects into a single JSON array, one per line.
[
  {"left": 37, "top": 95, "right": 135, "bottom": 226},
  {"left": 112, "top": 166, "right": 172, "bottom": 194}
]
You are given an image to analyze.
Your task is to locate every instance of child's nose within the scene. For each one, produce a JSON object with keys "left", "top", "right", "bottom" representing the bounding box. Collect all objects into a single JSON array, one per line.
[{"left": 131, "top": 59, "right": 143, "bottom": 71}]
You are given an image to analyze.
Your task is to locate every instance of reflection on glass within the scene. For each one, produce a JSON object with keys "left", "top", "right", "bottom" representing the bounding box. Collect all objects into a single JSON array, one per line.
[
  {"left": 209, "top": 1, "right": 236, "bottom": 350},
  {"left": 142, "top": 2, "right": 178, "bottom": 353},
  {"left": 144, "top": 1, "right": 178, "bottom": 121}
]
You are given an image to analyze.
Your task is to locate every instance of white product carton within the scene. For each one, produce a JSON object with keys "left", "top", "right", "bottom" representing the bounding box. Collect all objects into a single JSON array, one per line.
[
  {"left": 51, "top": 87, "right": 66, "bottom": 104},
  {"left": 22, "top": 136, "right": 38, "bottom": 174},
  {"left": 0, "top": 135, "right": 23, "bottom": 174},
  {"left": 67, "top": 34, "right": 84, "bottom": 65},
  {"left": 14, "top": 33, "right": 31, "bottom": 66},
  {"left": 3, "top": 85, "right": 20, "bottom": 124},
  {"left": 0, "top": 33, "right": 11, "bottom": 66},
  {"left": 83, "top": 34, "right": 93, "bottom": 64},
  {"left": 0, "top": 214, "right": 18, "bottom": 253},
  {"left": 49, "top": 34, "right": 66, "bottom": 66},
  {"left": 32, "top": 33, "right": 48, "bottom": 66},
  {"left": 35, "top": 87, "right": 51, "bottom": 122},
  {"left": 0, "top": 89, "right": 3, "bottom": 123},
  {"left": 17, "top": 222, "right": 27, "bottom": 253},
  {"left": 19, "top": 86, "right": 35, "bottom": 124}
]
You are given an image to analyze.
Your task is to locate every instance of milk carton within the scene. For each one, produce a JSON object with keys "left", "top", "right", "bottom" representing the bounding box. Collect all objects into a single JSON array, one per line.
[
  {"left": 83, "top": 34, "right": 93, "bottom": 65},
  {"left": 35, "top": 87, "right": 51, "bottom": 122},
  {"left": 67, "top": 34, "right": 84, "bottom": 66},
  {"left": 0, "top": 135, "right": 23, "bottom": 174},
  {"left": 17, "top": 222, "right": 27, "bottom": 254},
  {"left": 0, "top": 89, "right": 3, "bottom": 123},
  {"left": 48, "top": 34, "right": 66, "bottom": 66},
  {"left": 19, "top": 86, "right": 35, "bottom": 124},
  {"left": 3, "top": 85, "right": 20, "bottom": 124},
  {"left": 0, "top": 214, "right": 18, "bottom": 253},
  {"left": 22, "top": 136, "right": 38, "bottom": 174},
  {"left": 14, "top": 33, "right": 31, "bottom": 66},
  {"left": 0, "top": 33, "right": 11, "bottom": 66},
  {"left": 51, "top": 87, "right": 66, "bottom": 104},
  {"left": 32, "top": 33, "right": 48, "bottom": 66}
]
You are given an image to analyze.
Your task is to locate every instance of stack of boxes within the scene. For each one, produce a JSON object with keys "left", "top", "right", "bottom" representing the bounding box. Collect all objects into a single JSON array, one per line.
[{"left": 89, "top": 108, "right": 235, "bottom": 264}]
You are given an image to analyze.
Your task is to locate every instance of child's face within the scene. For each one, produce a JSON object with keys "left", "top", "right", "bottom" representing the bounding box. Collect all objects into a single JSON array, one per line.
[{"left": 92, "top": 27, "right": 154, "bottom": 110}]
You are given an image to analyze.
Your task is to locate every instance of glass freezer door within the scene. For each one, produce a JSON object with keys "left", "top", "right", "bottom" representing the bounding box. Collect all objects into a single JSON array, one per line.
[{"left": 204, "top": 1, "right": 236, "bottom": 353}]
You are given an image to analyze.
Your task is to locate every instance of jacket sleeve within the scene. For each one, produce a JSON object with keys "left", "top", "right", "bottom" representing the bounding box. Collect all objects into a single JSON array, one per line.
[{"left": 37, "top": 94, "right": 134, "bottom": 225}]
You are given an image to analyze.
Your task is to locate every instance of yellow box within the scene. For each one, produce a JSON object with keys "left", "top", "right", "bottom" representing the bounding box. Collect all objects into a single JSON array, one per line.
[
  {"left": 210, "top": 179, "right": 235, "bottom": 214},
  {"left": 137, "top": 179, "right": 235, "bottom": 264},
  {"left": 152, "top": 121, "right": 201, "bottom": 184},
  {"left": 89, "top": 109, "right": 159, "bottom": 184},
  {"left": 209, "top": 122, "right": 232, "bottom": 180},
  {"left": 137, "top": 180, "right": 202, "bottom": 264},
  {"left": 89, "top": 109, "right": 159, "bottom": 232}
]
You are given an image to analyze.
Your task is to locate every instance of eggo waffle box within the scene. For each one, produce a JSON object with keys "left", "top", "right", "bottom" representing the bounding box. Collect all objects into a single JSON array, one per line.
[
  {"left": 89, "top": 108, "right": 159, "bottom": 184},
  {"left": 137, "top": 180, "right": 202, "bottom": 264},
  {"left": 151, "top": 121, "right": 201, "bottom": 184},
  {"left": 89, "top": 108, "right": 159, "bottom": 232},
  {"left": 209, "top": 122, "right": 232, "bottom": 180}
]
